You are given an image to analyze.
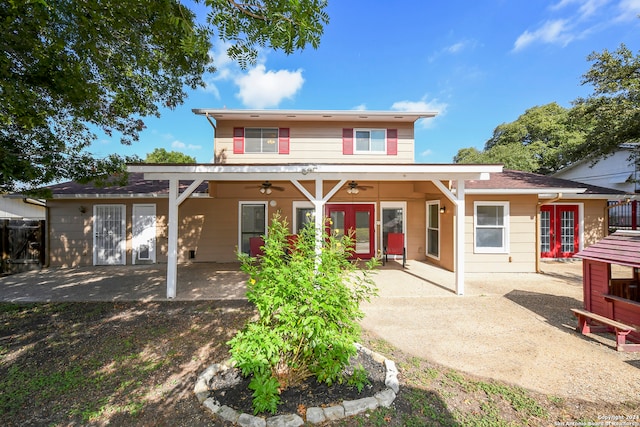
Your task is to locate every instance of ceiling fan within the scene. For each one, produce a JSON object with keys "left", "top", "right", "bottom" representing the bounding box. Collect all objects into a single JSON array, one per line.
[
  {"left": 346, "top": 181, "right": 373, "bottom": 194},
  {"left": 246, "top": 181, "right": 285, "bottom": 194}
]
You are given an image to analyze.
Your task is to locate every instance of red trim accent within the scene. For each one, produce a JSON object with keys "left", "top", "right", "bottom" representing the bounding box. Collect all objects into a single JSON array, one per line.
[
  {"left": 233, "top": 128, "right": 244, "bottom": 154},
  {"left": 342, "top": 128, "right": 353, "bottom": 155},
  {"left": 386, "top": 129, "right": 398, "bottom": 155},
  {"left": 278, "top": 128, "right": 290, "bottom": 154}
]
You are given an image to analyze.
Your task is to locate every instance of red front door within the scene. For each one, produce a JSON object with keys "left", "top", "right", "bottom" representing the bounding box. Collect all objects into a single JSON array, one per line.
[
  {"left": 540, "top": 205, "right": 579, "bottom": 258},
  {"left": 325, "top": 204, "right": 375, "bottom": 259}
]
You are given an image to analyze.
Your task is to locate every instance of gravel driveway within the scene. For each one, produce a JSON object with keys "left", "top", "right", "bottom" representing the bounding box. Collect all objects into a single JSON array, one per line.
[{"left": 361, "top": 259, "right": 640, "bottom": 404}]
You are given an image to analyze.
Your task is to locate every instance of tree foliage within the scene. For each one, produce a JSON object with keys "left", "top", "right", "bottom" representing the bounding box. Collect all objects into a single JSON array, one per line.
[
  {"left": 571, "top": 44, "right": 640, "bottom": 163},
  {"left": 205, "top": 0, "right": 329, "bottom": 68},
  {"left": 0, "top": 0, "right": 328, "bottom": 192},
  {"left": 454, "top": 103, "right": 586, "bottom": 174},
  {"left": 144, "top": 148, "right": 196, "bottom": 164}
]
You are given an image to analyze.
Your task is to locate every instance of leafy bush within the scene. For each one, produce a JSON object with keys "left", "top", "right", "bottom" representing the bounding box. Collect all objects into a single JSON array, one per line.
[{"left": 228, "top": 213, "right": 379, "bottom": 414}]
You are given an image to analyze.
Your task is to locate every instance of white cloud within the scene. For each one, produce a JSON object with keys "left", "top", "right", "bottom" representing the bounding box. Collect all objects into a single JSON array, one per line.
[
  {"left": 513, "top": 19, "right": 572, "bottom": 51},
  {"left": 429, "top": 39, "right": 479, "bottom": 63},
  {"left": 391, "top": 98, "right": 448, "bottom": 128},
  {"left": 515, "top": 0, "right": 635, "bottom": 51},
  {"left": 616, "top": 0, "right": 640, "bottom": 20},
  {"left": 199, "top": 40, "right": 305, "bottom": 108},
  {"left": 234, "top": 64, "right": 304, "bottom": 108},
  {"left": 420, "top": 149, "right": 433, "bottom": 157},
  {"left": 171, "top": 140, "right": 202, "bottom": 150},
  {"left": 352, "top": 104, "right": 367, "bottom": 111}
]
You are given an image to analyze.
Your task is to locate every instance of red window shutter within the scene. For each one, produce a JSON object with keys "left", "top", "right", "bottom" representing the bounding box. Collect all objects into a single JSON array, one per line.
[
  {"left": 233, "top": 127, "right": 244, "bottom": 154},
  {"left": 278, "top": 128, "right": 290, "bottom": 154},
  {"left": 387, "top": 129, "right": 398, "bottom": 155},
  {"left": 342, "top": 128, "right": 353, "bottom": 155}
]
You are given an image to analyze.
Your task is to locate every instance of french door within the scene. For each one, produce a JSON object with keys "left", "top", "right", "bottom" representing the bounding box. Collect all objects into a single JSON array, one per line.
[
  {"left": 325, "top": 204, "right": 375, "bottom": 259},
  {"left": 540, "top": 205, "right": 579, "bottom": 258},
  {"left": 93, "top": 204, "right": 126, "bottom": 265}
]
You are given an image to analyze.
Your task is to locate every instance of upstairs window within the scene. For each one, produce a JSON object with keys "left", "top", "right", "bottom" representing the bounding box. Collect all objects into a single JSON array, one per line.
[
  {"left": 245, "top": 128, "right": 279, "bottom": 153},
  {"left": 355, "top": 129, "right": 386, "bottom": 153},
  {"left": 343, "top": 128, "right": 397, "bottom": 155},
  {"left": 233, "top": 127, "right": 290, "bottom": 154}
]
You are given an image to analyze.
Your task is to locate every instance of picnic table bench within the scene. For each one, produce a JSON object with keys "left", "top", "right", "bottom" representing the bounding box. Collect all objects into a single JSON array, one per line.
[{"left": 571, "top": 307, "right": 640, "bottom": 352}]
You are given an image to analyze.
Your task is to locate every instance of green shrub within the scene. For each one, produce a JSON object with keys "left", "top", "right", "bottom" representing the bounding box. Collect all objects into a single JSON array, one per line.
[{"left": 228, "top": 213, "right": 378, "bottom": 414}]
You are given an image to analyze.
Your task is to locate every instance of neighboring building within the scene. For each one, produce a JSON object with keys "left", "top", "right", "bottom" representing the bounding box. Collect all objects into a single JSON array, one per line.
[
  {"left": 42, "top": 109, "right": 635, "bottom": 297},
  {"left": 0, "top": 196, "right": 46, "bottom": 274},
  {"left": 554, "top": 145, "right": 639, "bottom": 194},
  {"left": 0, "top": 196, "right": 45, "bottom": 220},
  {"left": 554, "top": 145, "right": 640, "bottom": 231}
]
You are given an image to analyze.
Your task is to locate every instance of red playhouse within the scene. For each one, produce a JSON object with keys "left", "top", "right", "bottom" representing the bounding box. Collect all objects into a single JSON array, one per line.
[{"left": 573, "top": 230, "right": 640, "bottom": 352}]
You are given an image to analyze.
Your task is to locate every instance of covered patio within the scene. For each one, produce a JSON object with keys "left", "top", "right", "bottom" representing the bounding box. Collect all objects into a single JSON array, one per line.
[{"left": 128, "top": 163, "right": 503, "bottom": 298}]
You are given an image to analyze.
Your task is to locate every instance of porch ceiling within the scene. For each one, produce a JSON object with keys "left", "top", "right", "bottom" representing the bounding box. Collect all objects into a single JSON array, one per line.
[{"left": 127, "top": 163, "right": 503, "bottom": 182}]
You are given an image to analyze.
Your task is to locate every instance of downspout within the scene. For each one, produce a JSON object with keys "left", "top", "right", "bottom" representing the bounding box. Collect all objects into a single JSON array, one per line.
[
  {"left": 204, "top": 112, "right": 217, "bottom": 163},
  {"left": 536, "top": 193, "right": 562, "bottom": 273}
]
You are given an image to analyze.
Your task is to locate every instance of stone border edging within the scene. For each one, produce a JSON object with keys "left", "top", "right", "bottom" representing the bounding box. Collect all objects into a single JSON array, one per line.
[{"left": 194, "top": 343, "right": 399, "bottom": 426}]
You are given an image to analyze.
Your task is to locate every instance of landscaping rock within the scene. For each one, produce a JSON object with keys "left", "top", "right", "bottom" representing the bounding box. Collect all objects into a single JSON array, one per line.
[
  {"left": 384, "top": 359, "right": 400, "bottom": 393},
  {"left": 266, "top": 413, "right": 304, "bottom": 427},
  {"left": 322, "top": 405, "right": 345, "bottom": 421},
  {"left": 343, "top": 396, "right": 379, "bottom": 416},
  {"left": 305, "top": 407, "right": 326, "bottom": 424},
  {"left": 238, "top": 413, "right": 266, "bottom": 427},
  {"left": 375, "top": 388, "right": 396, "bottom": 407}
]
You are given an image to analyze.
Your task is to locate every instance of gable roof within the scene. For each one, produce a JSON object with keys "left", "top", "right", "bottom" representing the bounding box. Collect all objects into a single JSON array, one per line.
[
  {"left": 463, "top": 169, "right": 630, "bottom": 197},
  {"left": 576, "top": 230, "right": 640, "bottom": 269}
]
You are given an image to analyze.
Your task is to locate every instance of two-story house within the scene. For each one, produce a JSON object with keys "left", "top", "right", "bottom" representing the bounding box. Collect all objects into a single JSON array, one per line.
[{"left": 43, "top": 109, "right": 632, "bottom": 298}]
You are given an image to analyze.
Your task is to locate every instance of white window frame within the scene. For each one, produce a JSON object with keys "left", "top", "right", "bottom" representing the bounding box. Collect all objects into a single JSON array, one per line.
[
  {"left": 354, "top": 128, "right": 387, "bottom": 154},
  {"left": 380, "top": 202, "right": 406, "bottom": 259},
  {"left": 292, "top": 201, "right": 315, "bottom": 234},
  {"left": 474, "top": 201, "right": 510, "bottom": 254},
  {"left": 238, "top": 201, "right": 268, "bottom": 254},
  {"left": 426, "top": 200, "right": 440, "bottom": 260},
  {"left": 244, "top": 127, "right": 279, "bottom": 153}
]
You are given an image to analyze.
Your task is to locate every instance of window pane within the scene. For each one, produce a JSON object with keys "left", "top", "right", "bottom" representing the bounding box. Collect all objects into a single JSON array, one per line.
[
  {"left": 540, "top": 210, "right": 550, "bottom": 253},
  {"left": 428, "top": 204, "right": 439, "bottom": 228},
  {"left": 240, "top": 204, "right": 265, "bottom": 254},
  {"left": 477, "top": 205, "right": 504, "bottom": 226},
  {"left": 477, "top": 228, "right": 503, "bottom": 247},
  {"left": 244, "top": 128, "right": 261, "bottom": 153},
  {"left": 382, "top": 207, "right": 403, "bottom": 251},
  {"left": 355, "top": 130, "right": 369, "bottom": 151},
  {"left": 296, "top": 208, "right": 315, "bottom": 233},
  {"left": 330, "top": 211, "right": 344, "bottom": 237},
  {"left": 370, "top": 130, "right": 385, "bottom": 151},
  {"left": 355, "top": 210, "right": 370, "bottom": 254},
  {"left": 427, "top": 229, "right": 439, "bottom": 257},
  {"left": 262, "top": 128, "right": 278, "bottom": 152}
]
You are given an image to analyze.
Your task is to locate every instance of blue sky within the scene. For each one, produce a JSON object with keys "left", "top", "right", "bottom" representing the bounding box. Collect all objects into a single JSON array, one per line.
[{"left": 90, "top": 0, "right": 640, "bottom": 164}]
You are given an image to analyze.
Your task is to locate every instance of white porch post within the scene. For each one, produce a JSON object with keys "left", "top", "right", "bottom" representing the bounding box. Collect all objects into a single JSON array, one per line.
[
  {"left": 455, "top": 179, "right": 466, "bottom": 295},
  {"left": 165, "top": 178, "right": 204, "bottom": 299},
  {"left": 167, "top": 179, "right": 179, "bottom": 299}
]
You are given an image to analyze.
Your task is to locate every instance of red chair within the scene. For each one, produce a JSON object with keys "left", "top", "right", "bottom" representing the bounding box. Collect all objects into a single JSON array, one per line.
[
  {"left": 384, "top": 233, "right": 406, "bottom": 268},
  {"left": 249, "top": 236, "right": 265, "bottom": 257}
]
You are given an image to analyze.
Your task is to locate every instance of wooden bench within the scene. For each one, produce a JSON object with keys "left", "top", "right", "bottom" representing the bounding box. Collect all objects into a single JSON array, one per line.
[{"left": 571, "top": 308, "right": 640, "bottom": 352}]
